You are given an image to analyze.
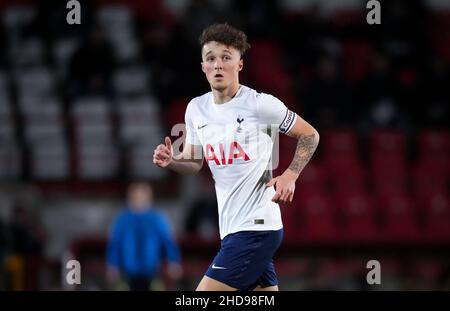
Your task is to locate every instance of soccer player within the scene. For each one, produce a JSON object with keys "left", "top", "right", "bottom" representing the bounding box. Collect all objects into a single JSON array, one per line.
[{"left": 153, "top": 23, "right": 319, "bottom": 291}]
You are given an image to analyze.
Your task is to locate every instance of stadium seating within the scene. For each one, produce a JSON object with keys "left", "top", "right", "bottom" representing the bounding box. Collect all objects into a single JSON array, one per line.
[
  {"left": 337, "top": 191, "right": 379, "bottom": 243},
  {"left": 377, "top": 193, "right": 420, "bottom": 242},
  {"left": 0, "top": 1, "right": 448, "bottom": 248},
  {"left": 295, "top": 190, "right": 338, "bottom": 243},
  {"left": 420, "top": 192, "right": 450, "bottom": 241}
]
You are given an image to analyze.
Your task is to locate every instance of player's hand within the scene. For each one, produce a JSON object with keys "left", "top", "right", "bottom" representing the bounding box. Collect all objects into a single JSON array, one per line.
[
  {"left": 266, "top": 170, "right": 297, "bottom": 204},
  {"left": 153, "top": 136, "right": 173, "bottom": 168}
]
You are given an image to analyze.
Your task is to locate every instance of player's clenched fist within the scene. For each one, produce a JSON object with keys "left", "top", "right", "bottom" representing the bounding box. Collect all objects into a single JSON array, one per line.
[{"left": 153, "top": 136, "right": 173, "bottom": 168}]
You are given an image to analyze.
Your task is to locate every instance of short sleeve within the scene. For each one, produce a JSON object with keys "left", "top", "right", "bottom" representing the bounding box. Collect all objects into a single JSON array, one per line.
[
  {"left": 256, "top": 93, "right": 297, "bottom": 134},
  {"left": 184, "top": 100, "right": 201, "bottom": 145}
]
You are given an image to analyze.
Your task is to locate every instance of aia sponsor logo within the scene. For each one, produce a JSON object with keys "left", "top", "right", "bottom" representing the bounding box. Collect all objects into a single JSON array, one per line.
[{"left": 205, "top": 141, "right": 250, "bottom": 165}]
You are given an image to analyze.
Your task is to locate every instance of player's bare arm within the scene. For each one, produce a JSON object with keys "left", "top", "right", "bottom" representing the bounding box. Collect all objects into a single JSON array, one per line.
[
  {"left": 153, "top": 137, "right": 204, "bottom": 174},
  {"left": 267, "top": 116, "right": 320, "bottom": 204}
]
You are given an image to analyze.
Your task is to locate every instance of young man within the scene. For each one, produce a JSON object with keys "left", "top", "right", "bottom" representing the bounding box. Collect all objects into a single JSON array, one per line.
[{"left": 153, "top": 23, "right": 319, "bottom": 291}]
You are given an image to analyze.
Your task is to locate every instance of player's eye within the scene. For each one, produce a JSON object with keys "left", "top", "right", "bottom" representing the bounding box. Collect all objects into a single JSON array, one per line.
[
  {"left": 223, "top": 55, "right": 231, "bottom": 61},
  {"left": 207, "top": 56, "right": 215, "bottom": 62}
]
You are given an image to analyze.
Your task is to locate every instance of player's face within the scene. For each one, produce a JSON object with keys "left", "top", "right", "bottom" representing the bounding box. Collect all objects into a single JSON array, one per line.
[{"left": 201, "top": 41, "right": 243, "bottom": 91}]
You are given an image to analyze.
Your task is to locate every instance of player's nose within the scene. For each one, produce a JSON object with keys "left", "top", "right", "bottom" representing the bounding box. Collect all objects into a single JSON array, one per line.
[{"left": 214, "top": 59, "right": 223, "bottom": 69}]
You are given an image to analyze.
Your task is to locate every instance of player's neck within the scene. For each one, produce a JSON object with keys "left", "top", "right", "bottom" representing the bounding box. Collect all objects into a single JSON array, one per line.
[{"left": 212, "top": 82, "right": 241, "bottom": 105}]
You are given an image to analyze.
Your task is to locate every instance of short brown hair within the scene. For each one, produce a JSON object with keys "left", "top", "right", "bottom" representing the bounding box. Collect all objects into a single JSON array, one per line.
[{"left": 199, "top": 23, "right": 250, "bottom": 58}]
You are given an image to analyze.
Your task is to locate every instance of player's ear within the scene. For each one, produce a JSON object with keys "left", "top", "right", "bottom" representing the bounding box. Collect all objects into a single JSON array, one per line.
[
  {"left": 201, "top": 61, "right": 206, "bottom": 73},
  {"left": 238, "top": 59, "right": 243, "bottom": 72}
]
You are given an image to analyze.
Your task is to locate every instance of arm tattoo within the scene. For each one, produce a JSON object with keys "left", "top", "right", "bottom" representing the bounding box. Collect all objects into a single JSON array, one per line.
[{"left": 288, "top": 133, "right": 318, "bottom": 174}]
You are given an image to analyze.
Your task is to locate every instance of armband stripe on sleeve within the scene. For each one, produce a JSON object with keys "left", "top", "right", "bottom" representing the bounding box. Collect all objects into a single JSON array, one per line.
[{"left": 279, "top": 109, "right": 296, "bottom": 134}]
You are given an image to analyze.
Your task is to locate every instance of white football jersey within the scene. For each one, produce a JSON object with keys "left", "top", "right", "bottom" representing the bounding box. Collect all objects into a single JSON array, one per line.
[{"left": 185, "top": 85, "right": 297, "bottom": 239}]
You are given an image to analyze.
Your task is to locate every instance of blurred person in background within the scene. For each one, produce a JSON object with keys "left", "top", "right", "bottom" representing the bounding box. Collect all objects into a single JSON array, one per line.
[{"left": 106, "top": 182, "right": 182, "bottom": 291}]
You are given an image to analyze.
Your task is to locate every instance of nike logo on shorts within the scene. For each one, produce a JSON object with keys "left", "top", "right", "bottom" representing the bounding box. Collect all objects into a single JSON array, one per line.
[
  {"left": 212, "top": 263, "right": 227, "bottom": 269},
  {"left": 198, "top": 124, "right": 208, "bottom": 129}
]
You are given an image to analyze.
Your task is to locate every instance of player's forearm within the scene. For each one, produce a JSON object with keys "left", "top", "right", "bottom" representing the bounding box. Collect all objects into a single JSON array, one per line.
[
  {"left": 287, "top": 130, "right": 320, "bottom": 178},
  {"left": 168, "top": 159, "right": 203, "bottom": 175}
]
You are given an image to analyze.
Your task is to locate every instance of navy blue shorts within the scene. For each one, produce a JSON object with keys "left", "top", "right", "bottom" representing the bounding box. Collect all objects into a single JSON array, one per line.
[{"left": 205, "top": 229, "right": 283, "bottom": 291}]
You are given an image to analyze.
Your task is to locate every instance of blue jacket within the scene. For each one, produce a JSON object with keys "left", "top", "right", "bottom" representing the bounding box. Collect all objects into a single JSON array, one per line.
[{"left": 106, "top": 206, "right": 181, "bottom": 277}]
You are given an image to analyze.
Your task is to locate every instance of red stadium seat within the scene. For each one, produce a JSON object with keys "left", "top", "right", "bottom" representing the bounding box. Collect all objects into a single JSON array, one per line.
[
  {"left": 248, "top": 40, "right": 282, "bottom": 63},
  {"left": 246, "top": 40, "right": 296, "bottom": 104},
  {"left": 368, "top": 129, "right": 410, "bottom": 197},
  {"left": 370, "top": 154, "right": 408, "bottom": 178},
  {"left": 297, "top": 161, "right": 328, "bottom": 194},
  {"left": 417, "top": 129, "right": 449, "bottom": 158},
  {"left": 377, "top": 194, "right": 420, "bottom": 242},
  {"left": 370, "top": 154, "right": 408, "bottom": 197},
  {"left": 322, "top": 128, "right": 359, "bottom": 159},
  {"left": 325, "top": 157, "right": 367, "bottom": 195},
  {"left": 369, "top": 129, "right": 407, "bottom": 156},
  {"left": 272, "top": 134, "right": 297, "bottom": 175},
  {"left": 372, "top": 179, "right": 408, "bottom": 198},
  {"left": 413, "top": 158, "right": 448, "bottom": 201},
  {"left": 280, "top": 203, "right": 300, "bottom": 243},
  {"left": 430, "top": 11, "right": 450, "bottom": 62},
  {"left": 338, "top": 192, "right": 379, "bottom": 242},
  {"left": 342, "top": 40, "right": 373, "bottom": 85},
  {"left": 167, "top": 98, "right": 188, "bottom": 126},
  {"left": 420, "top": 192, "right": 450, "bottom": 242},
  {"left": 247, "top": 40, "right": 283, "bottom": 83},
  {"left": 296, "top": 190, "right": 338, "bottom": 243}
]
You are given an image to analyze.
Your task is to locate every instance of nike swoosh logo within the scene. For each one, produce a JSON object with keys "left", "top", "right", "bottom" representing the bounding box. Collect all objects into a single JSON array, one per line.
[
  {"left": 198, "top": 124, "right": 208, "bottom": 129},
  {"left": 212, "top": 264, "right": 227, "bottom": 270}
]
